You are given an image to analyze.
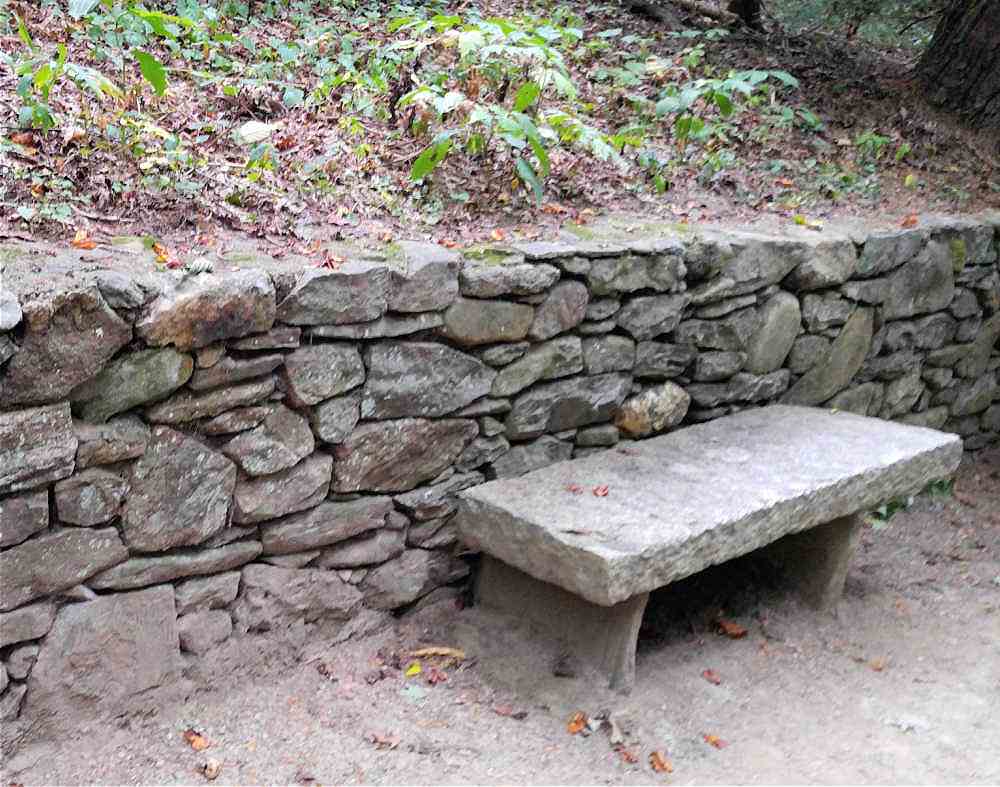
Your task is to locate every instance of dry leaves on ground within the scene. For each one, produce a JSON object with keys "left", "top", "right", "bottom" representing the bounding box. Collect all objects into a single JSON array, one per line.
[
  {"left": 649, "top": 750, "right": 674, "bottom": 773},
  {"left": 703, "top": 733, "right": 728, "bottom": 749},
  {"left": 716, "top": 619, "right": 748, "bottom": 639},
  {"left": 365, "top": 732, "right": 401, "bottom": 750},
  {"left": 567, "top": 711, "right": 588, "bottom": 735},
  {"left": 701, "top": 668, "right": 723, "bottom": 685},
  {"left": 183, "top": 728, "right": 211, "bottom": 752}
]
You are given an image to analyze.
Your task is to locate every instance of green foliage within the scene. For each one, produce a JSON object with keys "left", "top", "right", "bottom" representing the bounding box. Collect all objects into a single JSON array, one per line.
[{"left": 770, "top": 0, "right": 946, "bottom": 47}]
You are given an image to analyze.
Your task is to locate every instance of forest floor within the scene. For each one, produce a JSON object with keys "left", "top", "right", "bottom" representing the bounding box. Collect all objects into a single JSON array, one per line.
[
  {"left": 6, "top": 446, "right": 999, "bottom": 786},
  {"left": 2, "top": 0, "right": 998, "bottom": 268}
]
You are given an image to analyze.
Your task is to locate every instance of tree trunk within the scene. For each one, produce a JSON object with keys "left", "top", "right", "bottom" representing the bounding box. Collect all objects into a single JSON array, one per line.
[
  {"left": 918, "top": 0, "right": 1000, "bottom": 137},
  {"left": 728, "top": 0, "right": 763, "bottom": 30}
]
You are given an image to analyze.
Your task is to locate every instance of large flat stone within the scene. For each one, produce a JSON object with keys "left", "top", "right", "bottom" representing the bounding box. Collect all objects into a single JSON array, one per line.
[
  {"left": 0, "top": 600, "right": 56, "bottom": 648},
  {"left": 145, "top": 376, "right": 276, "bottom": 423},
  {"left": 314, "top": 528, "right": 406, "bottom": 569},
  {"left": 174, "top": 571, "right": 241, "bottom": 615},
  {"left": 122, "top": 427, "right": 236, "bottom": 551},
  {"left": 0, "top": 287, "right": 21, "bottom": 330},
  {"left": 881, "top": 240, "right": 956, "bottom": 320},
  {"left": 232, "top": 452, "right": 332, "bottom": 524},
  {"left": 332, "top": 419, "right": 477, "bottom": 492},
  {"left": 490, "top": 435, "right": 573, "bottom": 478},
  {"left": 232, "top": 564, "right": 362, "bottom": 631},
  {"left": 492, "top": 337, "right": 583, "bottom": 397},
  {"left": 89, "top": 540, "right": 261, "bottom": 590},
  {"left": 310, "top": 391, "right": 361, "bottom": 444},
  {"left": 505, "top": 374, "right": 632, "bottom": 440},
  {"left": 0, "top": 489, "right": 49, "bottom": 548},
  {"left": 459, "top": 258, "right": 559, "bottom": 297},
  {"left": 221, "top": 404, "right": 315, "bottom": 476},
  {"left": 0, "top": 403, "right": 78, "bottom": 495},
  {"left": 616, "top": 294, "right": 688, "bottom": 341},
  {"left": 0, "top": 286, "right": 132, "bottom": 406},
  {"left": 71, "top": 348, "right": 193, "bottom": 423},
  {"left": 309, "top": 312, "right": 443, "bottom": 339},
  {"left": 24, "top": 586, "right": 179, "bottom": 735},
  {"left": 457, "top": 405, "right": 961, "bottom": 606},
  {"left": 388, "top": 242, "right": 460, "bottom": 312},
  {"left": 73, "top": 416, "right": 150, "bottom": 468},
  {"left": 529, "top": 281, "right": 589, "bottom": 340},
  {"left": 137, "top": 270, "right": 276, "bottom": 350},
  {"left": 782, "top": 308, "right": 874, "bottom": 406},
  {"left": 54, "top": 468, "right": 129, "bottom": 527},
  {"left": 439, "top": 298, "right": 535, "bottom": 346},
  {"left": 361, "top": 549, "right": 468, "bottom": 609},
  {"left": 188, "top": 353, "right": 284, "bottom": 391},
  {"left": 276, "top": 262, "right": 389, "bottom": 325},
  {"left": 744, "top": 292, "right": 800, "bottom": 374},
  {"left": 259, "top": 497, "right": 394, "bottom": 554},
  {"left": 280, "top": 344, "right": 365, "bottom": 407},
  {"left": 585, "top": 251, "right": 686, "bottom": 295},
  {"left": 0, "top": 527, "right": 128, "bottom": 611},
  {"left": 361, "top": 342, "right": 495, "bottom": 418}
]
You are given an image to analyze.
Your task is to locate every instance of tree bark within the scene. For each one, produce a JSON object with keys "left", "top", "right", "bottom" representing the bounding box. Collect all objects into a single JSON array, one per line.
[
  {"left": 918, "top": 0, "right": 1000, "bottom": 137},
  {"left": 728, "top": 0, "right": 763, "bottom": 30}
]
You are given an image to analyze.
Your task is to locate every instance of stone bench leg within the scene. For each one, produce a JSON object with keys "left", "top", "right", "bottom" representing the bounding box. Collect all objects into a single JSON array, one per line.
[
  {"left": 476, "top": 556, "right": 649, "bottom": 693},
  {"left": 766, "top": 514, "right": 863, "bottom": 610}
]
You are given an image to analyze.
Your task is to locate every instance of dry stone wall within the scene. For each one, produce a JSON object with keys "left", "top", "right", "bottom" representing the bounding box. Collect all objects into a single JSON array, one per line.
[{"left": 1, "top": 212, "right": 998, "bottom": 741}]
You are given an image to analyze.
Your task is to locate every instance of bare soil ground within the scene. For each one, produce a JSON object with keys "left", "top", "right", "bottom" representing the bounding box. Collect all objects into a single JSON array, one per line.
[{"left": 5, "top": 447, "right": 998, "bottom": 786}]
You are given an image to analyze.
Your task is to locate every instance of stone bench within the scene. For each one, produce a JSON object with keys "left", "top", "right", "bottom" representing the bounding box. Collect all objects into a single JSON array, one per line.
[{"left": 455, "top": 405, "right": 962, "bottom": 691}]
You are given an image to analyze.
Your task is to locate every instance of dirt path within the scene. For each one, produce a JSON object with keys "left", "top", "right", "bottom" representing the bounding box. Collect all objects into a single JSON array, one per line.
[{"left": 6, "top": 450, "right": 999, "bottom": 786}]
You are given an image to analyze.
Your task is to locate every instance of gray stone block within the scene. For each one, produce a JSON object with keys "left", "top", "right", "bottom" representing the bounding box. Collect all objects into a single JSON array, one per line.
[{"left": 458, "top": 405, "right": 961, "bottom": 607}]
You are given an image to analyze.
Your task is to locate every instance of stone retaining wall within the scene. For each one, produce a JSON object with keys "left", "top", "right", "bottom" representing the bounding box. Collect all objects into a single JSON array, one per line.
[{"left": 1, "top": 212, "right": 998, "bottom": 743}]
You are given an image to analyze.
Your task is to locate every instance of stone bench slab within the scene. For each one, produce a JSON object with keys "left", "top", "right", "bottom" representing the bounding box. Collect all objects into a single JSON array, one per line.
[{"left": 457, "top": 405, "right": 962, "bottom": 608}]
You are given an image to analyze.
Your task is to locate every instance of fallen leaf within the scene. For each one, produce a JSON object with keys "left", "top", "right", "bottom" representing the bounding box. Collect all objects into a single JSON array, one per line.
[
  {"left": 409, "top": 646, "right": 466, "bottom": 660},
  {"left": 716, "top": 619, "right": 747, "bottom": 639},
  {"left": 494, "top": 704, "right": 529, "bottom": 720},
  {"left": 71, "top": 228, "right": 97, "bottom": 250},
  {"left": 405, "top": 661, "right": 422, "bottom": 677},
  {"left": 649, "top": 750, "right": 673, "bottom": 772},
  {"left": 62, "top": 126, "right": 86, "bottom": 145},
  {"left": 365, "top": 732, "right": 401, "bottom": 750},
  {"left": 775, "top": 178, "right": 794, "bottom": 187},
  {"left": 439, "top": 238, "right": 459, "bottom": 248},
  {"left": 592, "top": 485, "right": 610, "bottom": 497},
  {"left": 616, "top": 746, "right": 639, "bottom": 764},
  {"left": 490, "top": 228, "right": 506, "bottom": 241},
  {"left": 567, "top": 711, "right": 588, "bottom": 735},
  {"left": 235, "top": 120, "right": 282, "bottom": 144},
  {"left": 183, "top": 728, "right": 211, "bottom": 752},
  {"left": 425, "top": 666, "right": 448, "bottom": 685},
  {"left": 198, "top": 759, "right": 222, "bottom": 781},
  {"left": 703, "top": 733, "right": 728, "bottom": 749},
  {"left": 900, "top": 214, "right": 919, "bottom": 228},
  {"left": 701, "top": 669, "right": 722, "bottom": 685},
  {"left": 565, "top": 483, "right": 584, "bottom": 495},
  {"left": 869, "top": 657, "right": 887, "bottom": 672},
  {"left": 10, "top": 131, "right": 35, "bottom": 147}
]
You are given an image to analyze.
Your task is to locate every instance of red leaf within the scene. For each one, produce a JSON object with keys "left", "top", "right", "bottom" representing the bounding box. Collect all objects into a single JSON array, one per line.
[
  {"left": 701, "top": 669, "right": 722, "bottom": 685},
  {"left": 703, "top": 733, "right": 728, "bottom": 749},
  {"left": 592, "top": 485, "right": 609, "bottom": 497},
  {"left": 716, "top": 619, "right": 747, "bottom": 639}
]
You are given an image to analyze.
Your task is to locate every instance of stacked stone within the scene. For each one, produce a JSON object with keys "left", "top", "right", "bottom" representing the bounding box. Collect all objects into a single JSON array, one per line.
[{"left": 0, "top": 213, "right": 997, "bottom": 738}]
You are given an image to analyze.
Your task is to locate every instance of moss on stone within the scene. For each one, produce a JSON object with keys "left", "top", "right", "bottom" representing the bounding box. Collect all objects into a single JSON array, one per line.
[
  {"left": 949, "top": 237, "right": 967, "bottom": 272},
  {"left": 461, "top": 246, "right": 517, "bottom": 265}
]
